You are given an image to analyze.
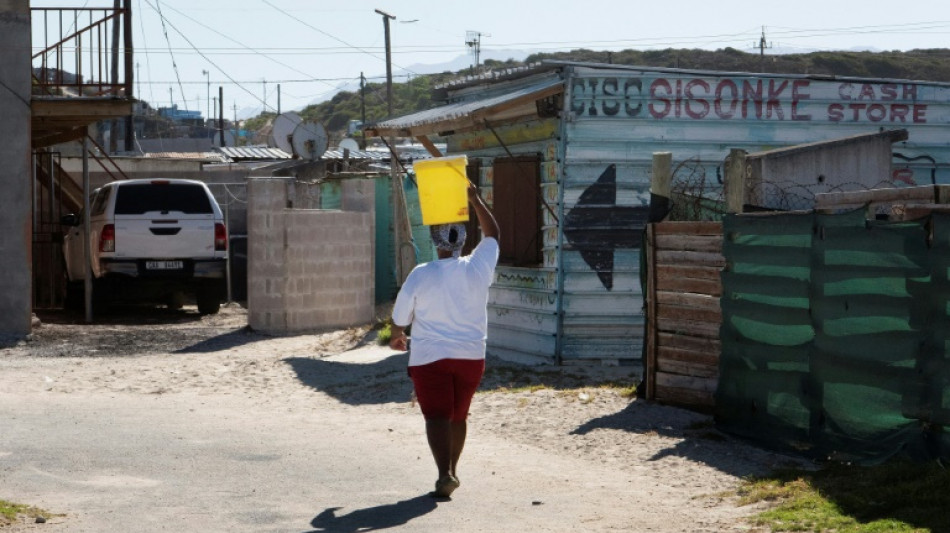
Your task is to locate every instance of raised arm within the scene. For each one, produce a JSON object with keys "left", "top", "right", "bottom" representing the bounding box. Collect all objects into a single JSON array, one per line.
[{"left": 468, "top": 181, "right": 499, "bottom": 240}]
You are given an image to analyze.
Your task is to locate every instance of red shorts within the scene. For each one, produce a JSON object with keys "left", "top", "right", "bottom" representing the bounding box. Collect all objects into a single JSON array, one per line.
[{"left": 408, "top": 359, "right": 485, "bottom": 421}]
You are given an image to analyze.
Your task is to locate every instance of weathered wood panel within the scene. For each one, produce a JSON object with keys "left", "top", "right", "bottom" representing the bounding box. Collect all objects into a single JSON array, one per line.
[{"left": 645, "top": 221, "right": 724, "bottom": 411}]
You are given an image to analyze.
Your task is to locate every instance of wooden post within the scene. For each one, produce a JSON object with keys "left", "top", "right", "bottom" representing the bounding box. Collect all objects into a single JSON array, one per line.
[
  {"left": 651, "top": 152, "right": 672, "bottom": 199},
  {"left": 724, "top": 148, "right": 747, "bottom": 214},
  {"left": 650, "top": 152, "right": 673, "bottom": 223},
  {"left": 644, "top": 223, "right": 658, "bottom": 400}
]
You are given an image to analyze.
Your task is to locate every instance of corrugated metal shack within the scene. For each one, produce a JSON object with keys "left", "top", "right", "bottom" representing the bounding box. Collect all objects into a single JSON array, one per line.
[{"left": 366, "top": 60, "right": 950, "bottom": 368}]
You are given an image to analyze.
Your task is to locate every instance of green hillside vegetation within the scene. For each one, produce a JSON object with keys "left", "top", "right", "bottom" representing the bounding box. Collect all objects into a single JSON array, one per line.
[{"left": 256, "top": 47, "right": 950, "bottom": 143}]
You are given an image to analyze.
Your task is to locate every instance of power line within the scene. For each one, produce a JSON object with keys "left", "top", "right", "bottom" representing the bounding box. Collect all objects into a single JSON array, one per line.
[
  {"left": 143, "top": 0, "right": 275, "bottom": 112},
  {"left": 157, "top": 1, "right": 341, "bottom": 92},
  {"left": 152, "top": 0, "right": 188, "bottom": 108},
  {"left": 136, "top": 0, "right": 156, "bottom": 105},
  {"left": 135, "top": 75, "right": 406, "bottom": 85},
  {"left": 263, "top": 0, "right": 421, "bottom": 78}
]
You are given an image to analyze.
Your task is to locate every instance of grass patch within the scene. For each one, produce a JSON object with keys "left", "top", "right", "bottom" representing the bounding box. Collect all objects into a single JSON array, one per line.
[
  {"left": 738, "top": 461, "right": 950, "bottom": 532},
  {"left": 0, "top": 499, "right": 52, "bottom": 525},
  {"left": 376, "top": 322, "right": 392, "bottom": 346}
]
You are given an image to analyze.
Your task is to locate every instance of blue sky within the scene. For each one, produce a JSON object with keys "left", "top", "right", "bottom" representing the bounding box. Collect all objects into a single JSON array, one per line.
[{"left": 29, "top": 0, "right": 950, "bottom": 119}]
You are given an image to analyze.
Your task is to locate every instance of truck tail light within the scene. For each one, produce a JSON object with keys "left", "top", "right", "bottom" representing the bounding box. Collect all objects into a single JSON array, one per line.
[
  {"left": 214, "top": 223, "right": 228, "bottom": 251},
  {"left": 100, "top": 224, "right": 115, "bottom": 252}
]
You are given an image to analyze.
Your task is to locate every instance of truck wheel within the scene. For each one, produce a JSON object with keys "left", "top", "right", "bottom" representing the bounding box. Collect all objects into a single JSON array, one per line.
[
  {"left": 196, "top": 288, "right": 220, "bottom": 315},
  {"left": 167, "top": 291, "right": 186, "bottom": 310}
]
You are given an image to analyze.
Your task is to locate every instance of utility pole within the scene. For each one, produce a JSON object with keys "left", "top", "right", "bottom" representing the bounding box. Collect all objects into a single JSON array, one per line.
[
  {"left": 375, "top": 9, "right": 395, "bottom": 118},
  {"left": 755, "top": 26, "right": 772, "bottom": 72},
  {"left": 466, "top": 30, "right": 489, "bottom": 74},
  {"left": 277, "top": 83, "right": 281, "bottom": 116},
  {"left": 110, "top": 0, "right": 120, "bottom": 154},
  {"left": 375, "top": 8, "right": 414, "bottom": 284},
  {"left": 202, "top": 69, "right": 210, "bottom": 123},
  {"left": 123, "top": 0, "right": 134, "bottom": 152},
  {"left": 360, "top": 72, "right": 366, "bottom": 149},
  {"left": 262, "top": 79, "right": 267, "bottom": 113},
  {"left": 219, "top": 86, "right": 225, "bottom": 146}
]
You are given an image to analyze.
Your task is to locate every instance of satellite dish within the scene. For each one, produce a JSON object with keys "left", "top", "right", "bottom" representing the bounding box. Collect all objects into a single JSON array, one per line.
[
  {"left": 291, "top": 120, "right": 329, "bottom": 160},
  {"left": 338, "top": 138, "right": 360, "bottom": 152},
  {"left": 269, "top": 112, "right": 302, "bottom": 153}
]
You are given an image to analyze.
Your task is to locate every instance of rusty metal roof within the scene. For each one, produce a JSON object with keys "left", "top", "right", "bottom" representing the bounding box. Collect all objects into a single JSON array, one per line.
[{"left": 365, "top": 75, "right": 564, "bottom": 138}]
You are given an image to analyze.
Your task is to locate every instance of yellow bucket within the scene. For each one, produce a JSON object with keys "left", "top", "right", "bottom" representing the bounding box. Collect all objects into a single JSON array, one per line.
[{"left": 413, "top": 155, "right": 470, "bottom": 225}]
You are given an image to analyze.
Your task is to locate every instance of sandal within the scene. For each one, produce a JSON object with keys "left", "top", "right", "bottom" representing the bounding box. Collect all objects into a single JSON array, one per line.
[{"left": 432, "top": 475, "right": 460, "bottom": 498}]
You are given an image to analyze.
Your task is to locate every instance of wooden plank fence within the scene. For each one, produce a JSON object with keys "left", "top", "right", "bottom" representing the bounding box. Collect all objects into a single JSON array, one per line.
[{"left": 644, "top": 221, "right": 724, "bottom": 411}]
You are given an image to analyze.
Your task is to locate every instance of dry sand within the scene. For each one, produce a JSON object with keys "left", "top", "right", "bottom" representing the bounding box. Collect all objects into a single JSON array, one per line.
[{"left": 0, "top": 304, "right": 806, "bottom": 531}]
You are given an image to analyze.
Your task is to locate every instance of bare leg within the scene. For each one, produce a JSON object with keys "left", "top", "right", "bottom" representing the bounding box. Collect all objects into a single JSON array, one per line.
[
  {"left": 450, "top": 420, "right": 467, "bottom": 478},
  {"left": 425, "top": 419, "right": 452, "bottom": 478}
]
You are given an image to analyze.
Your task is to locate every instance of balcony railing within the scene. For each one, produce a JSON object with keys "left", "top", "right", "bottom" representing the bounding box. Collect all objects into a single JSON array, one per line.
[{"left": 32, "top": 6, "right": 133, "bottom": 99}]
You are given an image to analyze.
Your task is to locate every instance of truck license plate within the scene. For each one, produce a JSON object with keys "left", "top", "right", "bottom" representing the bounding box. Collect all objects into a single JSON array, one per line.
[{"left": 146, "top": 260, "right": 184, "bottom": 270}]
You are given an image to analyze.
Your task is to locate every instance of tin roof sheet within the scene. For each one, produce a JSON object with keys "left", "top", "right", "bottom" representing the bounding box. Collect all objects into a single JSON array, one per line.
[
  {"left": 141, "top": 151, "right": 225, "bottom": 162},
  {"left": 216, "top": 146, "right": 293, "bottom": 161},
  {"left": 365, "top": 75, "right": 563, "bottom": 138}
]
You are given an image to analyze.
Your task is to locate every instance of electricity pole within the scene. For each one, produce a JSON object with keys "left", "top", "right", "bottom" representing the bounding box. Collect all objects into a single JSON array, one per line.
[
  {"left": 202, "top": 69, "right": 210, "bottom": 123},
  {"left": 756, "top": 26, "right": 772, "bottom": 73},
  {"left": 375, "top": 9, "right": 395, "bottom": 118},
  {"left": 360, "top": 72, "right": 366, "bottom": 149},
  {"left": 375, "top": 8, "right": 413, "bottom": 284},
  {"left": 466, "top": 30, "right": 489, "bottom": 74}
]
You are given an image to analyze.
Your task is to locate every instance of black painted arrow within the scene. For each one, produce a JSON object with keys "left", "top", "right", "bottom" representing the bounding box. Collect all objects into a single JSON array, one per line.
[{"left": 563, "top": 164, "right": 650, "bottom": 290}]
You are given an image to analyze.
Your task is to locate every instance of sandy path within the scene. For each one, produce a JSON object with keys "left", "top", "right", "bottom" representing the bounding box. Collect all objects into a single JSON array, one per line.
[{"left": 0, "top": 305, "right": 797, "bottom": 531}]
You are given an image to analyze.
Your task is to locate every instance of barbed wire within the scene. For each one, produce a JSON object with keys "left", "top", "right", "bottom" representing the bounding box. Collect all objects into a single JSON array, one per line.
[{"left": 668, "top": 158, "right": 907, "bottom": 221}]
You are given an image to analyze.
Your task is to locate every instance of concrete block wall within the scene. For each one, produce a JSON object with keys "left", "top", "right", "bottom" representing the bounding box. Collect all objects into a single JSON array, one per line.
[
  {"left": 247, "top": 178, "right": 375, "bottom": 334},
  {"left": 0, "top": 0, "right": 33, "bottom": 339}
]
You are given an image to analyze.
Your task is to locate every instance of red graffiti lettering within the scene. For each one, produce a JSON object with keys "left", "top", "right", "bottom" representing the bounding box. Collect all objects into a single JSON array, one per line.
[
  {"left": 649, "top": 79, "right": 672, "bottom": 118},
  {"left": 715, "top": 80, "right": 739, "bottom": 118},
  {"left": 881, "top": 84, "right": 898, "bottom": 100},
  {"left": 827, "top": 102, "right": 927, "bottom": 123},
  {"left": 742, "top": 80, "right": 763, "bottom": 119},
  {"left": 684, "top": 79, "right": 710, "bottom": 118},
  {"left": 891, "top": 104, "right": 910, "bottom": 122},
  {"left": 867, "top": 104, "right": 886, "bottom": 121},
  {"left": 765, "top": 80, "right": 788, "bottom": 119},
  {"left": 893, "top": 168, "right": 916, "bottom": 185},
  {"left": 828, "top": 103, "right": 844, "bottom": 122}
]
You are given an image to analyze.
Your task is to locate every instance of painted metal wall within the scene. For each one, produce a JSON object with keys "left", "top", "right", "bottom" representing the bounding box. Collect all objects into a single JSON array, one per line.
[
  {"left": 557, "top": 65, "right": 950, "bottom": 366},
  {"left": 448, "top": 118, "right": 562, "bottom": 364},
  {"left": 432, "top": 64, "right": 950, "bottom": 367}
]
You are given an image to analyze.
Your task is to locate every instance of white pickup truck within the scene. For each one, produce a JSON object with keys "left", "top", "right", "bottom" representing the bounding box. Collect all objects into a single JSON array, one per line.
[{"left": 61, "top": 179, "right": 228, "bottom": 314}]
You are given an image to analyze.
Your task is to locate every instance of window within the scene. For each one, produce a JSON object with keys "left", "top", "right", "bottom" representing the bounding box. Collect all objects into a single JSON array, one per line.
[
  {"left": 91, "top": 187, "right": 111, "bottom": 216},
  {"left": 114, "top": 183, "right": 213, "bottom": 215},
  {"left": 492, "top": 155, "right": 542, "bottom": 266}
]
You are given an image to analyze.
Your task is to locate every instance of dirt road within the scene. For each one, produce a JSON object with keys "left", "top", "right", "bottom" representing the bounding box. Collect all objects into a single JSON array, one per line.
[{"left": 0, "top": 305, "right": 792, "bottom": 532}]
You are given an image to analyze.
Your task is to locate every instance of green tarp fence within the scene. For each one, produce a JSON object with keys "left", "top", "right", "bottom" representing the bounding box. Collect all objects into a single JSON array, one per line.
[{"left": 717, "top": 209, "right": 950, "bottom": 463}]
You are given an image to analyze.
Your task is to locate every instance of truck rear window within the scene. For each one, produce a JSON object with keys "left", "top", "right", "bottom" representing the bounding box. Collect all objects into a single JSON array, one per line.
[{"left": 114, "top": 183, "right": 213, "bottom": 215}]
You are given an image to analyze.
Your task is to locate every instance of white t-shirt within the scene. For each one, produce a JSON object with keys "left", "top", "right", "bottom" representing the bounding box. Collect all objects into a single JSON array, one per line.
[{"left": 391, "top": 237, "right": 499, "bottom": 367}]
